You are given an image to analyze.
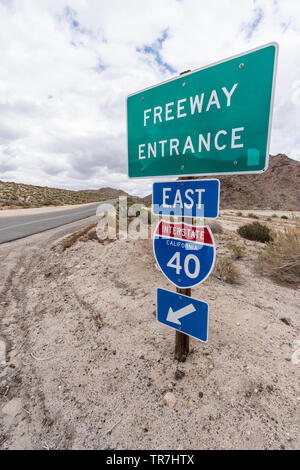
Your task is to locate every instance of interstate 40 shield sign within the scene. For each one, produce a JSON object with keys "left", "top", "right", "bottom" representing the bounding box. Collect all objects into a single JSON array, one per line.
[
  {"left": 153, "top": 220, "right": 215, "bottom": 288},
  {"left": 127, "top": 42, "right": 278, "bottom": 178}
]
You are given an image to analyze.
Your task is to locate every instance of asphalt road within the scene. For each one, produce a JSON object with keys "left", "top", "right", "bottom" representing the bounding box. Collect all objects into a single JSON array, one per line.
[{"left": 0, "top": 200, "right": 117, "bottom": 244}]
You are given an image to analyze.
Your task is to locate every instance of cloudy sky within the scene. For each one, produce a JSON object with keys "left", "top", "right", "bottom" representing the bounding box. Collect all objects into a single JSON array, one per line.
[{"left": 0, "top": 0, "right": 299, "bottom": 196}]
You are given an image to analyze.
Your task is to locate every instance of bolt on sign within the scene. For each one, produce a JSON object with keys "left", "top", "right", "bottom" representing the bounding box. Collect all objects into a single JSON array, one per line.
[{"left": 127, "top": 42, "right": 278, "bottom": 178}]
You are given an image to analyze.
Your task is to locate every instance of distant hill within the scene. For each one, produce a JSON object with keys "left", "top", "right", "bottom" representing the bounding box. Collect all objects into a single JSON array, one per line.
[
  {"left": 141, "top": 194, "right": 152, "bottom": 207},
  {"left": 143, "top": 154, "right": 300, "bottom": 211},
  {"left": 216, "top": 154, "right": 300, "bottom": 210},
  {"left": 80, "top": 187, "right": 130, "bottom": 198},
  {"left": 2, "top": 154, "right": 298, "bottom": 211},
  {"left": 0, "top": 182, "right": 130, "bottom": 209}
]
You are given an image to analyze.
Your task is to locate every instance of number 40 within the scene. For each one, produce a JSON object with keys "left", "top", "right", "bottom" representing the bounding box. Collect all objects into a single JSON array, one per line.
[{"left": 167, "top": 252, "right": 200, "bottom": 279}]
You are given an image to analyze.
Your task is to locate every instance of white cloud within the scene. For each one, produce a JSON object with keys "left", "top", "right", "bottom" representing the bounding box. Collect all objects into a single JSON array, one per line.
[{"left": 0, "top": 0, "right": 299, "bottom": 197}]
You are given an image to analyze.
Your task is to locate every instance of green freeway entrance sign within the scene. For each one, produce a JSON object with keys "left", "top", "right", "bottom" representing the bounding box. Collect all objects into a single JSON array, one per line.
[{"left": 127, "top": 43, "right": 278, "bottom": 178}]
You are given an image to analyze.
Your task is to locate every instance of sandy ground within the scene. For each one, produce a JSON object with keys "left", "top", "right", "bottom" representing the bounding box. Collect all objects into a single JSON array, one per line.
[
  {"left": 0, "top": 212, "right": 299, "bottom": 450},
  {"left": 219, "top": 209, "right": 299, "bottom": 232}
]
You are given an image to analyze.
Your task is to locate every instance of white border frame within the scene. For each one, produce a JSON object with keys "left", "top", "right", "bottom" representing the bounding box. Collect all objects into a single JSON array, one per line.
[
  {"left": 126, "top": 42, "right": 279, "bottom": 179},
  {"left": 153, "top": 220, "right": 216, "bottom": 289},
  {"left": 152, "top": 178, "right": 220, "bottom": 218},
  {"left": 156, "top": 287, "right": 209, "bottom": 343}
]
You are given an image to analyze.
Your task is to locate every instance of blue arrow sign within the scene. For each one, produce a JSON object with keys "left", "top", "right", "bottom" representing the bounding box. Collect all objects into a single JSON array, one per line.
[
  {"left": 157, "top": 288, "right": 209, "bottom": 342},
  {"left": 152, "top": 179, "right": 220, "bottom": 218}
]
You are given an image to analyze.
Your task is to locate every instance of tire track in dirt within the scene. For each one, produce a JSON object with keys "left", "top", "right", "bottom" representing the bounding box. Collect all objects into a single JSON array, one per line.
[
  {"left": 0, "top": 212, "right": 299, "bottom": 449},
  {"left": 0, "top": 218, "right": 98, "bottom": 449}
]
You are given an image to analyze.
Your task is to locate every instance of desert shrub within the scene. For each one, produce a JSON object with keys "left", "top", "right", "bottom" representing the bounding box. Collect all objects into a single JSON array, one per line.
[
  {"left": 52, "top": 204, "right": 140, "bottom": 250},
  {"left": 236, "top": 211, "right": 243, "bottom": 216},
  {"left": 257, "top": 227, "right": 300, "bottom": 287},
  {"left": 271, "top": 214, "right": 277, "bottom": 218},
  {"left": 43, "top": 199, "right": 53, "bottom": 206},
  {"left": 126, "top": 196, "right": 138, "bottom": 208},
  {"left": 281, "top": 215, "right": 288, "bottom": 220},
  {"left": 248, "top": 213, "right": 259, "bottom": 219},
  {"left": 52, "top": 223, "right": 99, "bottom": 251},
  {"left": 237, "top": 222, "right": 274, "bottom": 243},
  {"left": 209, "top": 221, "right": 223, "bottom": 234},
  {"left": 214, "top": 257, "right": 243, "bottom": 284},
  {"left": 227, "top": 242, "right": 245, "bottom": 259}
]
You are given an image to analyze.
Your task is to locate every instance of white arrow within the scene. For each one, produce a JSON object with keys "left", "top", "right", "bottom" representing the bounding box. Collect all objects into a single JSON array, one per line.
[{"left": 166, "top": 303, "right": 196, "bottom": 325}]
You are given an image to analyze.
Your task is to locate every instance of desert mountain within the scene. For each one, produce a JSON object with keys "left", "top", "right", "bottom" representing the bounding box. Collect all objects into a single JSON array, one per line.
[
  {"left": 1, "top": 154, "right": 298, "bottom": 211},
  {"left": 81, "top": 187, "right": 130, "bottom": 198},
  {"left": 0, "top": 182, "right": 131, "bottom": 209},
  {"left": 143, "top": 154, "right": 300, "bottom": 211},
  {"left": 216, "top": 154, "right": 299, "bottom": 210}
]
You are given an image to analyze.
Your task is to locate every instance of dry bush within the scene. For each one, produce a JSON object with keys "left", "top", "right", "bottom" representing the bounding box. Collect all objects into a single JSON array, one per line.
[
  {"left": 52, "top": 212, "right": 140, "bottom": 251},
  {"left": 227, "top": 242, "right": 245, "bottom": 259},
  {"left": 51, "top": 223, "right": 99, "bottom": 251},
  {"left": 257, "top": 227, "right": 300, "bottom": 287},
  {"left": 238, "top": 221, "right": 273, "bottom": 243},
  {"left": 80, "top": 225, "right": 99, "bottom": 242},
  {"left": 209, "top": 221, "right": 223, "bottom": 234},
  {"left": 214, "top": 257, "right": 243, "bottom": 284}
]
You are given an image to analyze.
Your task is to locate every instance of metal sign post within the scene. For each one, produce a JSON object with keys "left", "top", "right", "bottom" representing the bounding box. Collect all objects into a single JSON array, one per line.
[
  {"left": 175, "top": 288, "right": 190, "bottom": 361},
  {"left": 127, "top": 44, "right": 278, "bottom": 362}
]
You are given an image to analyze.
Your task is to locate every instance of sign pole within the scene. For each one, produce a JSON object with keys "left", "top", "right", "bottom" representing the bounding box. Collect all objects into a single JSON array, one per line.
[
  {"left": 175, "top": 287, "right": 191, "bottom": 361},
  {"left": 174, "top": 69, "right": 193, "bottom": 362},
  {"left": 129, "top": 45, "right": 278, "bottom": 362}
]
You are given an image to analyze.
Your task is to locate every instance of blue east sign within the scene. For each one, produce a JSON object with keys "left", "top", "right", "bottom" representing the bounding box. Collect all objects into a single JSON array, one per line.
[{"left": 152, "top": 179, "right": 219, "bottom": 218}]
